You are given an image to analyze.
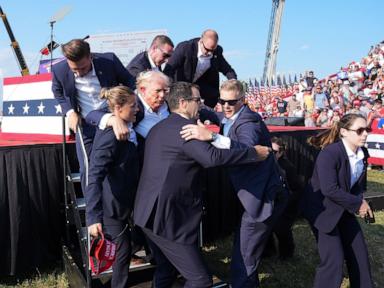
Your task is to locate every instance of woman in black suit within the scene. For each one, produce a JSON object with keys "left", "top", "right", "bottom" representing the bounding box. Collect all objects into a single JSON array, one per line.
[
  {"left": 85, "top": 86, "right": 139, "bottom": 288},
  {"left": 303, "top": 113, "right": 374, "bottom": 288}
]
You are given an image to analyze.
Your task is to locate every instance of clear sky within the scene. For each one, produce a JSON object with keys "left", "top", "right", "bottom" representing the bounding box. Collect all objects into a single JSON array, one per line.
[{"left": 0, "top": 0, "right": 383, "bottom": 109}]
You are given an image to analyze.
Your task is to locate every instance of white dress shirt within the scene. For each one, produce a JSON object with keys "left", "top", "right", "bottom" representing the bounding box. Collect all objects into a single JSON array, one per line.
[
  {"left": 66, "top": 63, "right": 111, "bottom": 129},
  {"left": 134, "top": 93, "right": 169, "bottom": 138},
  {"left": 74, "top": 65, "right": 104, "bottom": 118},
  {"left": 127, "top": 122, "right": 138, "bottom": 146},
  {"left": 342, "top": 139, "right": 365, "bottom": 187},
  {"left": 211, "top": 106, "right": 245, "bottom": 149},
  {"left": 193, "top": 43, "right": 212, "bottom": 83},
  {"left": 147, "top": 52, "right": 161, "bottom": 71}
]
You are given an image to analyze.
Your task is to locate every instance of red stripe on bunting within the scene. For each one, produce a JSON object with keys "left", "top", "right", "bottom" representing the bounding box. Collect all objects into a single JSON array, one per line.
[{"left": 4, "top": 73, "right": 52, "bottom": 85}]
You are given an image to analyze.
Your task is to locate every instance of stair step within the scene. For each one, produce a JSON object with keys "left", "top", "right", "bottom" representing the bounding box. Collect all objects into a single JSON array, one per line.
[
  {"left": 76, "top": 197, "right": 86, "bottom": 210},
  {"left": 68, "top": 173, "right": 81, "bottom": 183}
]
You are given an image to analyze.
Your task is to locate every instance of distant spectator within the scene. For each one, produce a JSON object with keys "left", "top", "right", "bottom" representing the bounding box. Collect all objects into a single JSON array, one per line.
[
  {"left": 337, "top": 67, "right": 348, "bottom": 80},
  {"left": 360, "top": 99, "right": 374, "bottom": 118},
  {"left": 287, "top": 94, "right": 300, "bottom": 116},
  {"left": 363, "top": 81, "right": 374, "bottom": 98},
  {"left": 276, "top": 96, "right": 288, "bottom": 116},
  {"left": 305, "top": 71, "right": 317, "bottom": 89},
  {"left": 314, "top": 86, "right": 328, "bottom": 109},
  {"left": 292, "top": 105, "right": 304, "bottom": 118},
  {"left": 293, "top": 85, "right": 304, "bottom": 107},
  {"left": 368, "top": 98, "right": 383, "bottom": 127},
  {"left": 330, "top": 92, "right": 342, "bottom": 111},
  {"left": 328, "top": 110, "right": 341, "bottom": 126},
  {"left": 304, "top": 112, "right": 316, "bottom": 127},
  {"left": 316, "top": 108, "right": 329, "bottom": 127},
  {"left": 303, "top": 89, "right": 314, "bottom": 112}
]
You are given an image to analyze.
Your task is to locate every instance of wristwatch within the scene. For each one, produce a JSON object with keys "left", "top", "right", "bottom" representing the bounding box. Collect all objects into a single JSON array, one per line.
[{"left": 211, "top": 132, "right": 219, "bottom": 142}]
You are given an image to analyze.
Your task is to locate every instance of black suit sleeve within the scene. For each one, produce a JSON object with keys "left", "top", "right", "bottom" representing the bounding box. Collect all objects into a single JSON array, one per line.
[
  {"left": 85, "top": 132, "right": 117, "bottom": 226},
  {"left": 316, "top": 149, "right": 362, "bottom": 213},
  {"left": 216, "top": 46, "right": 237, "bottom": 80},
  {"left": 182, "top": 139, "right": 258, "bottom": 168},
  {"left": 84, "top": 107, "right": 110, "bottom": 126},
  {"left": 231, "top": 121, "right": 263, "bottom": 148},
  {"left": 51, "top": 69, "right": 73, "bottom": 114},
  {"left": 126, "top": 62, "right": 142, "bottom": 79},
  {"left": 112, "top": 53, "right": 135, "bottom": 89},
  {"left": 163, "top": 42, "right": 187, "bottom": 78}
]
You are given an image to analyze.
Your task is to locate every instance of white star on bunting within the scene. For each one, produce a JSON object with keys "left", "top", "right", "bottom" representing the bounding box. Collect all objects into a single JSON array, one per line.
[
  {"left": 37, "top": 102, "right": 46, "bottom": 114},
  {"left": 8, "top": 104, "right": 15, "bottom": 115},
  {"left": 55, "top": 104, "right": 62, "bottom": 114},
  {"left": 376, "top": 143, "right": 381, "bottom": 149},
  {"left": 22, "top": 102, "right": 30, "bottom": 114}
]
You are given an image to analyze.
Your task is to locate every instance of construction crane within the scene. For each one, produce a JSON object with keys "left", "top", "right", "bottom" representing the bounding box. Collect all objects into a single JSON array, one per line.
[
  {"left": 0, "top": 5, "right": 30, "bottom": 76},
  {"left": 262, "top": 0, "right": 285, "bottom": 85}
]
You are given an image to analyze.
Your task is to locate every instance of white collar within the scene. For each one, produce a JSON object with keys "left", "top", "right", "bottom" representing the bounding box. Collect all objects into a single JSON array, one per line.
[
  {"left": 197, "top": 41, "right": 213, "bottom": 60},
  {"left": 137, "top": 92, "right": 167, "bottom": 113},
  {"left": 342, "top": 139, "right": 364, "bottom": 160},
  {"left": 221, "top": 106, "right": 245, "bottom": 124},
  {"left": 74, "top": 61, "right": 95, "bottom": 78},
  {"left": 147, "top": 52, "right": 157, "bottom": 69}
]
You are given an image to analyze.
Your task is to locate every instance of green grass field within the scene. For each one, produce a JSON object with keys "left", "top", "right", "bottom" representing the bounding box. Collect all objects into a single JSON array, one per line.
[
  {"left": 202, "top": 213, "right": 384, "bottom": 288},
  {"left": 1, "top": 170, "right": 383, "bottom": 288}
]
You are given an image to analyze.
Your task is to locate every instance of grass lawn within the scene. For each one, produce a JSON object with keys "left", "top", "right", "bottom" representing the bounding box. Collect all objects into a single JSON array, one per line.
[
  {"left": 1, "top": 170, "right": 383, "bottom": 287},
  {"left": 202, "top": 213, "right": 384, "bottom": 288}
]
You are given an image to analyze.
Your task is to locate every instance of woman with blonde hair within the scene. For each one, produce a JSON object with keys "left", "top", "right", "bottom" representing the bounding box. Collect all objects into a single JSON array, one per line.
[
  {"left": 303, "top": 113, "right": 374, "bottom": 288},
  {"left": 85, "top": 86, "right": 139, "bottom": 287}
]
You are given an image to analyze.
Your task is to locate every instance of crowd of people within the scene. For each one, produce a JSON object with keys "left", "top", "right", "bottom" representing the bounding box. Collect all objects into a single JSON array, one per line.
[
  {"left": 51, "top": 30, "right": 376, "bottom": 288},
  {"left": 244, "top": 42, "right": 384, "bottom": 129}
]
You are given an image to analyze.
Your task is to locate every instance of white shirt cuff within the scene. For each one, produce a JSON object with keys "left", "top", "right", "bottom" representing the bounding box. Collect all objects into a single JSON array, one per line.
[
  {"left": 99, "top": 113, "right": 113, "bottom": 130},
  {"left": 66, "top": 109, "right": 75, "bottom": 117},
  {"left": 211, "top": 134, "right": 231, "bottom": 149}
]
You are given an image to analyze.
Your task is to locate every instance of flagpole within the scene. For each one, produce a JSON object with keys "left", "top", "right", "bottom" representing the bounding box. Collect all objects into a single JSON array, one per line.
[{"left": 50, "top": 21, "right": 55, "bottom": 72}]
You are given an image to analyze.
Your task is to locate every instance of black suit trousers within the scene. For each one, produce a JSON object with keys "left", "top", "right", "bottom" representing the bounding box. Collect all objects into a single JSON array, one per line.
[
  {"left": 312, "top": 212, "right": 373, "bottom": 288},
  {"left": 142, "top": 227, "right": 212, "bottom": 288},
  {"left": 103, "top": 217, "right": 131, "bottom": 288}
]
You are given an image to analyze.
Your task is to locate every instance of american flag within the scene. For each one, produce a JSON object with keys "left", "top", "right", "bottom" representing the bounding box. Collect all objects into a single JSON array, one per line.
[
  {"left": 2, "top": 74, "right": 69, "bottom": 136},
  {"left": 366, "top": 119, "right": 384, "bottom": 165}
]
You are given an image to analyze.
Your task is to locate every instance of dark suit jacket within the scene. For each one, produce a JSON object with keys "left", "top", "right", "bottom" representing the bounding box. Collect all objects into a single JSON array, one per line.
[
  {"left": 126, "top": 51, "right": 152, "bottom": 80},
  {"left": 133, "top": 113, "right": 259, "bottom": 244},
  {"left": 52, "top": 52, "right": 135, "bottom": 125},
  {"left": 163, "top": 38, "right": 237, "bottom": 108},
  {"left": 303, "top": 141, "right": 369, "bottom": 233},
  {"left": 85, "top": 127, "right": 139, "bottom": 226},
  {"left": 226, "top": 106, "right": 283, "bottom": 221}
]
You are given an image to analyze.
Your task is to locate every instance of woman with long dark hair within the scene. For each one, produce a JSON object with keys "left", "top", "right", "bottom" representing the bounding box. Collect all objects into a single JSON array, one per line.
[{"left": 303, "top": 113, "right": 374, "bottom": 288}]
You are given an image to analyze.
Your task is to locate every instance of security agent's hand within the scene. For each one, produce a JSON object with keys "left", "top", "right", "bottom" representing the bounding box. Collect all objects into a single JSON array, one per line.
[
  {"left": 107, "top": 115, "right": 129, "bottom": 141},
  {"left": 358, "top": 199, "right": 374, "bottom": 219},
  {"left": 68, "top": 111, "right": 81, "bottom": 133},
  {"left": 88, "top": 223, "right": 103, "bottom": 238},
  {"left": 180, "top": 119, "right": 213, "bottom": 141},
  {"left": 254, "top": 145, "right": 271, "bottom": 162}
]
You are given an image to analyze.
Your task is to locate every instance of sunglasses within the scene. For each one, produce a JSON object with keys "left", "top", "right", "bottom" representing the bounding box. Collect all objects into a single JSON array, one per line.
[
  {"left": 218, "top": 97, "right": 243, "bottom": 106},
  {"left": 346, "top": 127, "right": 372, "bottom": 135},
  {"left": 185, "top": 97, "right": 201, "bottom": 103},
  {"left": 201, "top": 41, "right": 216, "bottom": 54},
  {"left": 157, "top": 46, "right": 172, "bottom": 58}
]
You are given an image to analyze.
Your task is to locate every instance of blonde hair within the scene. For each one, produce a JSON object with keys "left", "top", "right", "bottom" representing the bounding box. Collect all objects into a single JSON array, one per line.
[
  {"left": 220, "top": 79, "right": 245, "bottom": 98},
  {"left": 308, "top": 113, "right": 366, "bottom": 149},
  {"left": 100, "top": 86, "right": 135, "bottom": 111}
]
